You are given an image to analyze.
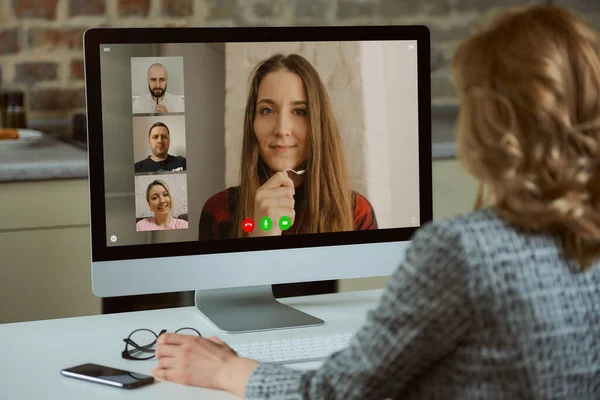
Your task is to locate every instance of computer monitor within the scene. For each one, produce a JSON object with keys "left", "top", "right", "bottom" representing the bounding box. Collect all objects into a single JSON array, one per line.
[{"left": 83, "top": 25, "right": 432, "bottom": 333}]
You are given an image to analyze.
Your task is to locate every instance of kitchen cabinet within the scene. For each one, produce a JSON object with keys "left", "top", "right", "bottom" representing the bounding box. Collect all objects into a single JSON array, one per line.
[{"left": 0, "top": 179, "right": 101, "bottom": 323}]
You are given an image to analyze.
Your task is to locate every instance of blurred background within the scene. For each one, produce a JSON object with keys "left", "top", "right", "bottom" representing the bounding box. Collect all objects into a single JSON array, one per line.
[{"left": 1, "top": 0, "right": 598, "bottom": 324}]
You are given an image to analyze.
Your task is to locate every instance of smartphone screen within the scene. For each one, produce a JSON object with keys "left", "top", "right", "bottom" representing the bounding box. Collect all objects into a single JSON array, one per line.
[{"left": 61, "top": 363, "right": 155, "bottom": 389}]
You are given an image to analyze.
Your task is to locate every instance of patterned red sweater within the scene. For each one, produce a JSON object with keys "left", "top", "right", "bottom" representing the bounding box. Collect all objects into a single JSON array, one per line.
[{"left": 198, "top": 185, "right": 378, "bottom": 240}]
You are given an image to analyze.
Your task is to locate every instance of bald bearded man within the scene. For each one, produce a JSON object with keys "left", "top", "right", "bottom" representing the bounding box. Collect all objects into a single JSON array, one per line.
[{"left": 133, "top": 63, "right": 185, "bottom": 114}]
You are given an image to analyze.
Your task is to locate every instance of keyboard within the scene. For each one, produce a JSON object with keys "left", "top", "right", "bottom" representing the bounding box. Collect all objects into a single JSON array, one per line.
[{"left": 231, "top": 332, "right": 355, "bottom": 364}]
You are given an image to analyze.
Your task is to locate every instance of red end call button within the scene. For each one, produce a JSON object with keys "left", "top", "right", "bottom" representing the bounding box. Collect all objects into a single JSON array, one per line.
[{"left": 242, "top": 218, "right": 255, "bottom": 233}]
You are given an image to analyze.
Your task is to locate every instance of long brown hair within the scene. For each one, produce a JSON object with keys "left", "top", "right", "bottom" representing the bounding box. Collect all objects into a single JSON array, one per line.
[
  {"left": 453, "top": 6, "right": 600, "bottom": 269},
  {"left": 232, "top": 53, "right": 354, "bottom": 238}
]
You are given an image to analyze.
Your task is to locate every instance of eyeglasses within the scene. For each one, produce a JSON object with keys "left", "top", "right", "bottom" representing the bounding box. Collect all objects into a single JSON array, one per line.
[{"left": 122, "top": 327, "right": 201, "bottom": 360}]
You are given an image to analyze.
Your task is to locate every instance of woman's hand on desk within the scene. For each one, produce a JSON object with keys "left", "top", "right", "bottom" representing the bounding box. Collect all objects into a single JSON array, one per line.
[{"left": 152, "top": 333, "right": 259, "bottom": 397}]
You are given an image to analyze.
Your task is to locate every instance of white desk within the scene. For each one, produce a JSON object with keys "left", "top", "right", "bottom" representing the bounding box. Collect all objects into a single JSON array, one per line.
[{"left": 0, "top": 289, "right": 381, "bottom": 399}]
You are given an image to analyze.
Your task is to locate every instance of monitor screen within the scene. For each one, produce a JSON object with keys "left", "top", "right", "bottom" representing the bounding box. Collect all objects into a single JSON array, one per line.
[{"left": 84, "top": 26, "right": 432, "bottom": 305}]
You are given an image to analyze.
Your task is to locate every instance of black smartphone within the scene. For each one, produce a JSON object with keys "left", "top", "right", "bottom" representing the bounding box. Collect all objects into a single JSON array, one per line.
[{"left": 60, "top": 363, "right": 155, "bottom": 389}]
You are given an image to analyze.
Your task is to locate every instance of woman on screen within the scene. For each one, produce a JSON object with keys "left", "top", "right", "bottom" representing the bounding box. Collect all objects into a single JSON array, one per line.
[
  {"left": 198, "top": 53, "right": 377, "bottom": 240},
  {"left": 153, "top": 6, "right": 600, "bottom": 398},
  {"left": 136, "top": 180, "right": 188, "bottom": 231}
]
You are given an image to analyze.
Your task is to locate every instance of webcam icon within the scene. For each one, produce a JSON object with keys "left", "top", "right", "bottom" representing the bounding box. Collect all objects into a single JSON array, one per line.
[{"left": 279, "top": 216, "right": 292, "bottom": 231}]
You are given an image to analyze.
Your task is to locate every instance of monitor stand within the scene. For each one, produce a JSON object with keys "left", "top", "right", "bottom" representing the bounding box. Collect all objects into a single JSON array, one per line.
[{"left": 194, "top": 285, "right": 324, "bottom": 333}]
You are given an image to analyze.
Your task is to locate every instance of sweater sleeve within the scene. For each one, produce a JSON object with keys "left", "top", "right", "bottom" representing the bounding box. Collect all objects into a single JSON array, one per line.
[
  {"left": 245, "top": 221, "right": 473, "bottom": 399},
  {"left": 353, "top": 192, "right": 378, "bottom": 230}
]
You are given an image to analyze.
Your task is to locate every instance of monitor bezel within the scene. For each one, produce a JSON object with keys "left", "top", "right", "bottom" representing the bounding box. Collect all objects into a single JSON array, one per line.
[{"left": 83, "top": 25, "right": 432, "bottom": 263}]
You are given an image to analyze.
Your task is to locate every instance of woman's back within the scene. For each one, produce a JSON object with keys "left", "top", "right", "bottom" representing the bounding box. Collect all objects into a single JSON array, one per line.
[
  {"left": 406, "top": 209, "right": 600, "bottom": 398},
  {"left": 245, "top": 209, "right": 600, "bottom": 399}
]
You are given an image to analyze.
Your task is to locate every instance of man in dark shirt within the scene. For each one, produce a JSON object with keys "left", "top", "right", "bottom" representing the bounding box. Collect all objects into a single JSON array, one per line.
[{"left": 134, "top": 121, "right": 186, "bottom": 173}]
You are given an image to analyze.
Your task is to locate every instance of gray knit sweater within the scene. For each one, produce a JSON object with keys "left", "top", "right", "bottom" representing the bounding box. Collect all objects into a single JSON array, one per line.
[{"left": 245, "top": 209, "right": 600, "bottom": 399}]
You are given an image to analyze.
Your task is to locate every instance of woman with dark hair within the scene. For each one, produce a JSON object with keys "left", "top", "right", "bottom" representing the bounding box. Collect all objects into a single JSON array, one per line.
[
  {"left": 198, "top": 53, "right": 378, "bottom": 240},
  {"left": 154, "top": 6, "right": 600, "bottom": 398}
]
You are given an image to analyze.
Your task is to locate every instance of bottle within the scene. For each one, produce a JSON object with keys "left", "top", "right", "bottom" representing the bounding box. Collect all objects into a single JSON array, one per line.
[
  {"left": 0, "top": 92, "right": 5, "bottom": 128},
  {"left": 72, "top": 113, "right": 87, "bottom": 146},
  {"left": 4, "top": 91, "right": 27, "bottom": 129}
]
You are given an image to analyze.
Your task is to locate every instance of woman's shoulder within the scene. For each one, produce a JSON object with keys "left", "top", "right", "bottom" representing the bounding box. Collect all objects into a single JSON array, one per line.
[
  {"left": 136, "top": 217, "right": 154, "bottom": 224},
  {"left": 417, "top": 209, "right": 505, "bottom": 238},
  {"left": 351, "top": 191, "right": 378, "bottom": 230},
  {"left": 413, "top": 208, "right": 550, "bottom": 260},
  {"left": 401, "top": 210, "right": 513, "bottom": 283},
  {"left": 171, "top": 218, "right": 189, "bottom": 229},
  {"left": 352, "top": 191, "right": 373, "bottom": 207},
  {"left": 136, "top": 217, "right": 156, "bottom": 231},
  {"left": 351, "top": 191, "right": 377, "bottom": 215},
  {"left": 201, "top": 186, "right": 239, "bottom": 212},
  {"left": 428, "top": 208, "right": 509, "bottom": 233}
]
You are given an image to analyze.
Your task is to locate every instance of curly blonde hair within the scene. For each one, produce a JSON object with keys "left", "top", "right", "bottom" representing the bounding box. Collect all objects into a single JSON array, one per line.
[{"left": 452, "top": 5, "right": 600, "bottom": 269}]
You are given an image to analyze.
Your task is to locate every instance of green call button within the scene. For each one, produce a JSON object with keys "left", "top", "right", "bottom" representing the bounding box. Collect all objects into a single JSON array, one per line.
[
  {"left": 279, "top": 216, "right": 292, "bottom": 231},
  {"left": 259, "top": 216, "right": 272, "bottom": 231}
]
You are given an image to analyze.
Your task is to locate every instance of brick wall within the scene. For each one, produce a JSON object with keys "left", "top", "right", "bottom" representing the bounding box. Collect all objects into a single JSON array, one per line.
[{"left": 0, "top": 0, "right": 598, "bottom": 137}]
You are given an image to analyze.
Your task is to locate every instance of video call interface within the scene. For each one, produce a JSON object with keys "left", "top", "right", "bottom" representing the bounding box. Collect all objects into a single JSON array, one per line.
[{"left": 99, "top": 40, "right": 420, "bottom": 247}]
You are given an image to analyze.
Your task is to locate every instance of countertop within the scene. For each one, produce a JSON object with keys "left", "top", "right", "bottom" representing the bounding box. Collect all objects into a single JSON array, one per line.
[{"left": 0, "top": 134, "right": 88, "bottom": 182}]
